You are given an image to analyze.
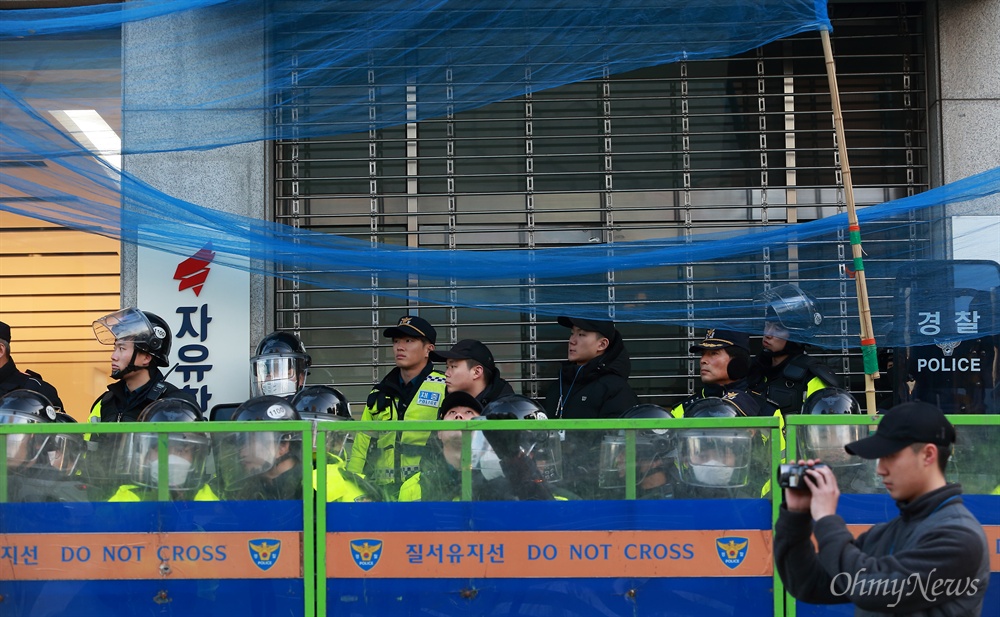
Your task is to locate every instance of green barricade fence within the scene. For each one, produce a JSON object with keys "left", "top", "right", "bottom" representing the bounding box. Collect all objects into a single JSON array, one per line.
[{"left": 2, "top": 415, "right": 998, "bottom": 616}]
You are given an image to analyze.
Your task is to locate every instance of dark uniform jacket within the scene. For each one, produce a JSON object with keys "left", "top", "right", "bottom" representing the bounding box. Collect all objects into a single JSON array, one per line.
[
  {"left": 543, "top": 331, "right": 638, "bottom": 419},
  {"left": 774, "top": 483, "right": 990, "bottom": 616},
  {"left": 747, "top": 350, "right": 838, "bottom": 415},
  {"left": 672, "top": 379, "right": 763, "bottom": 417},
  {"left": 88, "top": 366, "right": 194, "bottom": 423},
  {"left": 0, "top": 358, "right": 63, "bottom": 409},
  {"left": 475, "top": 376, "right": 515, "bottom": 409}
]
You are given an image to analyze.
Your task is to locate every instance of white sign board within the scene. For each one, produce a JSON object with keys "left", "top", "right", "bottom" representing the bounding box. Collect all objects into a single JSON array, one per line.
[
  {"left": 137, "top": 243, "right": 250, "bottom": 411},
  {"left": 952, "top": 215, "right": 1000, "bottom": 264}
]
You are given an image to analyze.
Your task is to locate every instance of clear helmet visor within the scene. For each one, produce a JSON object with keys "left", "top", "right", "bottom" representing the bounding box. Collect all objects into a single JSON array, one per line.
[
  {"left": 523, "top": 430, "right": 562, "bottom": 483},
  {"left": 114, "top": 432, "right": 209, "bottom": 491},
  {"left": 250, "top": 355, "right": 308, "bottom": 397},
  {"left": 598, "top": 435, "right": 627, "bottom": 489},
  {"left": 46, "top": 434, "right": 86, "bottom": 476},
  {"left": 215, "top": 431, "right": 288, "bottom": 490},
  {"left": 599, "top": 432, "right": 674, "bottom": 489},
  {"left": 93, "top": 308, "right": 154, "bottom": 346},
  {"left": 677, "top": 429, "right": 752, "bottom": 488},
  {"left": 799, "top": 424, "right": 866, "bottom": 467},
  {"left": 301, "top": 415, "right": 351, "bottom": 458},
  {"left": 3, "top": 414, "right": 47, "bottom": 469}
]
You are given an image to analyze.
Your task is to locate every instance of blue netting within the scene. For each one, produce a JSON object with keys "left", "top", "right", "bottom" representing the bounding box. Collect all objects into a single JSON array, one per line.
[{"left": 3, "top": 1, "right": 999, "bottom": 350}]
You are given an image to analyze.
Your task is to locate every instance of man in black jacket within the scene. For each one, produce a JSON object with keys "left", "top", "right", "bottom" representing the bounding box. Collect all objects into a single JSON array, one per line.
[
  {"left": 0, "top": 320, "right": 63, "bottom": 409},
  {"left": 543, "top": 316, "right": 638, "bottom": 420},
  {"left": 88, "top": 308, "right": 195, "bottom": 424},
  {"left": 544, "top": 316, "right": 638, "bottom": 498},
  {"left": 431, "top": 339, "right": 514, "bottom": 408},
  {"left": 774, "top": 402, "right": 989, "bottom": 616}
]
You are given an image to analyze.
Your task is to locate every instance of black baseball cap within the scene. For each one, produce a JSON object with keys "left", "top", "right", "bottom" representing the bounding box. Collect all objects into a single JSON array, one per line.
[
  {"left": 383, "top": 315, "right": 437, "bottom": 344},
  {"left": 845, "top": 402, "right": 956, "bottom": 460},
  {"left": 430, "top": 339, "right": 496, "bottom": 373},
  {"left": 557, "top": 316, "right": 617, "bottom": 340},
  {"left": 690, "top": 329, "right": 750, "bottom": 353},
  {"left": 437, "top": 391, "right": 483, "bottom": 419},
  {"left": 0, "top": 321, "right": 10, "bottom": 343}
]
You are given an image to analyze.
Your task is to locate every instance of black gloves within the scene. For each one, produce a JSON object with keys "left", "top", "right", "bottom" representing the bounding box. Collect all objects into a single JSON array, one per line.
[{"left": 482, "top": 411, "right": 521, "bottom": 459}]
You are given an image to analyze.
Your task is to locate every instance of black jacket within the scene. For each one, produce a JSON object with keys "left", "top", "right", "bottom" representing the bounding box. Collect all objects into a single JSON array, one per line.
[
  {"left": 543, "top": 331, "right": 638, "bottom": 419},
  {"left": 774, "top": 483, "right": 990, "bottom": 616},
  {"left": 747, "top": 350, "right": 838, "bottom": 415},
  {"left": 89, "top": 366, "right": 194, "bottom": 423},
  {"left": 0, "top": 358, "right": 63, "bottom": 409},
  {"left": 475, "top": 375, "right": 515, "bottom": 409}
]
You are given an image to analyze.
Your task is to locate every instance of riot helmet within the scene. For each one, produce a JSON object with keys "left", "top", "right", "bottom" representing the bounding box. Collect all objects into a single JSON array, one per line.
[
  {"left": 48, "top": 413, "right": 85, "bottom": 477},
  {"left": 754, "top": 284, "right": 823, "bottom": 334},
  {"left": 482, "top": 395, "right": 562, "bottom": 482},
  {"left": 291, "top": 385, "right": 352, "bottom": 456},
  {"left": 799, "top": 388, "right": 865, "bottom": 467},
  {"left": 111, "top": 398, "right": 210, "bottom": 492},
  {"left": 599, "top": 404, "right": 673, "bottom": 490},
  {"left": 216, "top": 395, "right": 303, "bottom": 491},
  {"left": 93, "top": 308, "right": 172, "bottom": 378},
  {"left": 250, "top": 331, "right": 311, "bottom": 398},
  {"left": 0, "top": 389, "right": 59, "bottom": 470},
  {"left": 675, "top": 397, "right": 753, "bottom": 488}
]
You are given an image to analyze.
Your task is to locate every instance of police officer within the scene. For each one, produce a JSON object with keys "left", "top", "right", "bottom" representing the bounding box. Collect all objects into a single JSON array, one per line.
[
  {"left": 106, "top": 398, "right": 217, "bottom": 502},
  {"left": 250, "top": 331, "right": 311, "bottom": 398},
  {"left": 1, "top": 389, "right": 88, "bottom": 502},
  {"left": 748, "top": 284, "right": 838, "bottom": 415},
  {"left": 216, "top": 395, "right": 304, "bottom": 500},
  {"left": 671, "top": 329, "right": 762, "bottom": 418},
  {"left": 673, "top": 397, "right": 758, "bottom": 498},
  {"left": 346, "top": 315, "right": 446, "bottom": 500},
  {"left": 598, "top": 404, "right": 677, "bottom": 499},
  {"left": 88, "top": 308, "right": 195, "bottom": 425},
  {"left": 430, "top": 339, "right": 514, "bottom": 408},
  {"left": 0, "top": 320, "right": 63, "bottom": 409},
  {"left": 291, "top": 385, "right": 375, "bottom": 502}
]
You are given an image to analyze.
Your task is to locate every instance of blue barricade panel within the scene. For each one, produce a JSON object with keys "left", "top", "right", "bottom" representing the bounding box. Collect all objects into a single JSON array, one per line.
[{"left": 325, "top": 499, "right": 775, "bottom": 617}]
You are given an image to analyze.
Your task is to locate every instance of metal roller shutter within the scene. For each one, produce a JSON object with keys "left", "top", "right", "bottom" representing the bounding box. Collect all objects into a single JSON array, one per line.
[{"left": 274, "top": 3, "right": 928, "bottom": 410}]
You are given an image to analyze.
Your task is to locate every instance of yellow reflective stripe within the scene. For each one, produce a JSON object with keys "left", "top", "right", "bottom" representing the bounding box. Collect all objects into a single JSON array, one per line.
[
  {"left": 805, "top": 376, "right": 828, "bottom": 398},
  {"left": 670, "top": 404, "right": 684, "bottom": 418}
]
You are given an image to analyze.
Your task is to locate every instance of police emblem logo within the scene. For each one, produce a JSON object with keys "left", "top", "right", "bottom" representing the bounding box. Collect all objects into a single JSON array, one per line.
[
  {"left": 715, "top": 536, "right": 748, "bottom": 569},
  {"left": 723, "top": 391, "right": 738, "bottom": 401},
  {"left": 399, "top": 317, "right": 412, "bottom": 326},
  {"left": 706, "top": 328, "right": 716, "bottom": 339},
  {"left": 350, "top": 539, "right": 383, "bottom": 571},
  {"left": 248, "top": 538, "right": 282, "bottom": 571}
]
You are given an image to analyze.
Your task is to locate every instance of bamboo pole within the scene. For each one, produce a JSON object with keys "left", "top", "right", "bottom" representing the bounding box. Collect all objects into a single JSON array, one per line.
[{"left": 820, "top": 29, "right": 880, "bottom": 415}]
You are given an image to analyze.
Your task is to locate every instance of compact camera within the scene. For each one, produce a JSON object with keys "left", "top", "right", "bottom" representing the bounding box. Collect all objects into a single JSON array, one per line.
[{"left": 778, "top": 463, "right": 828, "bottom": 491}]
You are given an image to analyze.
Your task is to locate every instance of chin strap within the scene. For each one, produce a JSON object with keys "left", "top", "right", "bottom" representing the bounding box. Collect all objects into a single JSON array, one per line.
[{"left": 110, "top": 348, "right": 141, "bottom": 380}]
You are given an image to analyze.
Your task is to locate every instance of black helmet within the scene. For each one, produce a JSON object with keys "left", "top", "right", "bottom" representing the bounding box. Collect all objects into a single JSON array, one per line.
[
  {"left": 234, "top": 395, "right": 301, "bottom": 423},
  {"left": 112, "top": 397, "right": 210, "bottom": 492},
  {"left": 802, "top": 388, "right": 861, "bottom": 415},
  {"left": 482, "top": 395, "right": 548, "bottom": 420},
  {"left": 0, "top": 389, "right": 59, "bottom": 423},
  {"left": 250, "top": 331, "right": 311, "bottom": 398},
  {"left": 685, "top": 397, "right": 744, "bottom": 418},
  {"left": 218, "top": 395, "right": 303, "bottom": 492},
  {"left": 291, "top": 385, "right": 352, "bottom": 456},
  {"left": 137, "top": 398, "right": 205, "bottom": 423},
  {"left": 481, "top": 395, "right": 561, "bottom": 482},
  {"left": 1, "top": 389, "right": 59, "bottom": 470},
  {"left": 800, "top": 388, "right": 865, "bottom": 467},
  {"left": 93, "top": 308, "right": 171, "bottom": 376},
  {"left": 291, "top": 385, "right": 351, "bottom": 421},
  {"left": 753, "top": 284, "right": 823, "bottom": 333}
]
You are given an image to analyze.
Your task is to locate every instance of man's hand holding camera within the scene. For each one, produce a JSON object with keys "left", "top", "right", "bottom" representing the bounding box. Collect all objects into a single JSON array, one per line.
[{"left": 782, "top": 458, "right": 839, "bottom": 520}]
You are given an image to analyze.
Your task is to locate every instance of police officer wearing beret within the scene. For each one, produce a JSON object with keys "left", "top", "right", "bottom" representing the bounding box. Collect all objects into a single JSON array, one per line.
[
  {"left": 0, "top": 320, "right": 63, "bottom": 410},
  {"left": 346, "top": 315, "right": 447, "bottom": 500}
]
